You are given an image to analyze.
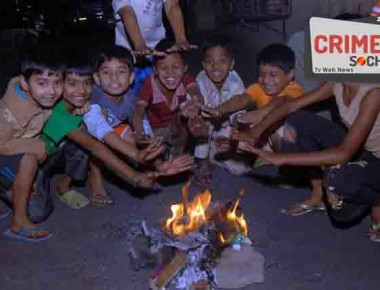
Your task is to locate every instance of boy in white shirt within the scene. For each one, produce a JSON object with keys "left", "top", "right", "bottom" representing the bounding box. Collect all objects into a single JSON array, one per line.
[{"left": 193, "top": 35, "right": 251, "bottom": 186}]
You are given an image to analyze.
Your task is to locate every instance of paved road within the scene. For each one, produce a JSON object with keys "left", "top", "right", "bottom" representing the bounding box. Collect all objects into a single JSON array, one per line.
[{"left": 0, "top": 166, "right": 378, "bottom": 290}]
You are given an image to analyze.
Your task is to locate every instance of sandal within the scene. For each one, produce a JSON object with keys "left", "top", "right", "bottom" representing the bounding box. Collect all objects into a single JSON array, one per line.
[
  {"left": 368, "top": 221, "right": 380, "bottom": 242},
  {"left": 91, "top": 193, "right": 114, "bottom": 205},
  {"left": 281, "top": 203, "right": 326, "bottom": 216}
]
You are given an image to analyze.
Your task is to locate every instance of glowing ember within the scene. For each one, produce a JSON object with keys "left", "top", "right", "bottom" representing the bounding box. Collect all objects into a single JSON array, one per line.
[{"left": 165, "top": 183, "right": 248, "bottom": 243}]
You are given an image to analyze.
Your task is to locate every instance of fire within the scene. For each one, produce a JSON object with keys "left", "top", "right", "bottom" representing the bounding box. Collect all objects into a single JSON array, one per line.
[{"left": 165, "top": 183, "right": 248, "bottom": 243}]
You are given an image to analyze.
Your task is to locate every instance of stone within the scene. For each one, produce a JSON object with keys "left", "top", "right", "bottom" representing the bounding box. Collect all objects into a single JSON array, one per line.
[{"left": 214, "top": 245, "right": 265, "bottom": 289}]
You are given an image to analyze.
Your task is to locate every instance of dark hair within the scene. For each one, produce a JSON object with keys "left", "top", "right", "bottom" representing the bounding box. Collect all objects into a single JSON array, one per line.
[
  {"left": 257, "top": 43, "right": 295, "bottom": 73},
  {"left": 94, "top": 45, "right": 134, "bottom": 71},
  {"left": 19, "top": 43, "right": 65, "bottom": 80},
  {"left": 201, "top": 34, "right": 233, "bottom": 57},
  {"left": 64, "top": 48, "right": 93, "bottom": 77},
  {"left": 153, "top": 39, "right": 186, "bottom": 65}
]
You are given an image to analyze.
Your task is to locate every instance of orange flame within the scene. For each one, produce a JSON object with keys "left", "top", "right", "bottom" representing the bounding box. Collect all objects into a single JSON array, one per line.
[{"left": 165, "top": 184, "right": 248, "bottom": 241}]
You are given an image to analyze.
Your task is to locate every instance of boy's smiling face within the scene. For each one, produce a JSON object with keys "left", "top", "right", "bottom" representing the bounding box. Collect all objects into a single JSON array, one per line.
[
  {"left": 202, "top": 46, "right": 234, "bottom": 89},
  {"left": 94, "top": 58, "right": 134, "bottom": 97},
  {"left": 258, "top": 64, "right": 294, "bottom": 96},
  {"left": 154, "top": 53, "right": 187, "bottom": 92},
  {"left": 20, "top": 70, "right": 63, "bottom": 108},
  {"left": 63, "top": 73, "right": 93, "bottom": 109}
]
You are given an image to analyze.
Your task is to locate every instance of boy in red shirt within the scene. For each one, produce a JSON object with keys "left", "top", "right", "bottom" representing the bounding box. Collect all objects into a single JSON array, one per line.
[{"left": 132, "top": 39, "right": 199, "bottom": 156}]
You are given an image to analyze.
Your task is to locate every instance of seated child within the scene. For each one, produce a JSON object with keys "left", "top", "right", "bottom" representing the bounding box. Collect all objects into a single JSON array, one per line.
[
  {"left": 79, "top": 45, "right": 193, "bottom": 204},
  {"left": 192, "top": 35, "right": 252, "bottom": 186},
  {"left": 132, "top": 39, "right": 200, "bottom": 156},
  {"left": 43, "top": 51, "right": 194, "bottom": 208},
  {"left": 237, "top": 82, "right": 380, "bottom": 242},
  {"left": 112, "top": 0, "right": 196, "bottom": 95},
  {"left": 203, "top": 43, "right": 304, "bottom": 154},
  {"left": 0, "top": 45, "right": 64, "bottom": 242}
]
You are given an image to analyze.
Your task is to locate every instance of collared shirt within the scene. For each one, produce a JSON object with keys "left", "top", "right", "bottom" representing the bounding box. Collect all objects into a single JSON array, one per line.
[
  {"left": 137, "top": 74, "right": 195, "bottom": 128},
  {"left": 196, "top": 70, "right": 245, "bottom": 108},
  {"left": 246, "top": 81, "right": 304, "bottom": 109},
  {"left": 112, "top": 0, "right": 167, "bottom": 49},
  {"left": 0, "top": 77, "right": 52, "bottom": 155},
  {"left": 196, "top": 70, "right": 245, "bottom": 126}
]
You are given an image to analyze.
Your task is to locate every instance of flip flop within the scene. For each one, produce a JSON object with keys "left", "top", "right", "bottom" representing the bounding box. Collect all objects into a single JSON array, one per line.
[
  {"left": 91, "top": 193, "right": 114, "bottom": 205},
  {"left": 281, "top": 203, "right": 326, "bottom": 216},
  {"left": 369, "top": 222, "right": 380, "bottom": 242},
  {"left": 3, "top": 226, "right": 53, "bottom": 243},
  {"left": 57, "top": 190, "right": 90, "bottom": 210}
]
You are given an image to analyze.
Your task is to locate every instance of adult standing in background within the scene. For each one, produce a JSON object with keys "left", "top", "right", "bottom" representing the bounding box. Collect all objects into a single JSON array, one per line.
[{"left": 112, "top": 0, "right": 196, "bottom": 55}]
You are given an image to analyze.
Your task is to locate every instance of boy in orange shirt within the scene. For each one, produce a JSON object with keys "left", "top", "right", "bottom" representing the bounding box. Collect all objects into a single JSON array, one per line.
[{"left": 203, "top": 43, "right": 304, "bottom": 154}]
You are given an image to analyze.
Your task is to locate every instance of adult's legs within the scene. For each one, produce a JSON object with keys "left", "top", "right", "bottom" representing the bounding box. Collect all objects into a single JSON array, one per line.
[
  {"left": 325, "top": 152, "right": 380, "bottom": 224},
  {"left": 279, "top": 110, "right": 346, "bottom": 215}
]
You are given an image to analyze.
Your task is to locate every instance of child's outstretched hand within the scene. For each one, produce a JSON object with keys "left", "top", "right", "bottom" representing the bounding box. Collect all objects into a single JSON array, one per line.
[
  {"left": 187, "top": 116, "right": 209, "bottom": 139},
  {"left": 231, "top": 127, "right": 261, "bottom": 149},
  {"left": 166, "top": 41, "right": 198, "bottom": 53},
  {"left": 235, "top": 111, "right": 264, "bottom": 127},
  {"left": 137, "top": 137, "right": 164, "bottom": 162},
  {"left": 201, "top": 106, "right": 222, "bottom": 121},
  {"left": 132, "top": 171, "right": 161, "bottom": 191},
  {"left": 180, "top": 96, "right": 202, "bottom": 119},
  {"left": 157, "top": 155, "right": 194, "bottom": 177}
]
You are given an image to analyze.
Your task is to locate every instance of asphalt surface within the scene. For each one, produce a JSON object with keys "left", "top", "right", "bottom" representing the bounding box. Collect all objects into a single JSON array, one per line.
[{"left": 0, "top": 20, "right": 379, "bottom": 290}]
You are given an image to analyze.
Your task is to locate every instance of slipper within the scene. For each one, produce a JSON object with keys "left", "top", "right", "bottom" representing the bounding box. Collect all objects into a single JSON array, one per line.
[
  {"left": 3, "top": 226, "right": 53, "bottom": 242},
  {"left": 57, "top": 190, "right": 90, "bottom": 210},
  {"left": 91, "top": 193, "right": 114, "bottom": 205},
  {"left": 369, "top": 222, "right": 380, "bottom": 242},
  {"left": 281, "top": 203, "right": 326, "bottom": 216}
]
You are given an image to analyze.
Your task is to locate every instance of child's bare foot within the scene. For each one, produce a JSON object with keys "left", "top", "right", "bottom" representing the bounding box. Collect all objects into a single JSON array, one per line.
[{"left": 57, "top": 175, "right": 72, "bottom": 196}]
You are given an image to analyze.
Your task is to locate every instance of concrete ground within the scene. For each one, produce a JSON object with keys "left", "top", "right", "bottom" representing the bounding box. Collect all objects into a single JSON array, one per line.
[{"left": 1, "top": 18, "right": 379, "bottom": 290}]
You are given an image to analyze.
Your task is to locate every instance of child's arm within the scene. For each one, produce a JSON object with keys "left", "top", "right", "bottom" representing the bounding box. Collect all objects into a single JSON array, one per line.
[
  {"left": 202, "top": 93, "right": 252, "bottom": 120},
  {"left": 66, "top": 128, "right": 157, "bottom": 189},
  {"left": 250, "top": 82, "right": 334, "bottom": 143},
  {"left": 249, "top": 88, "right": 380, "bottom": 167},
  {"left": 131, "top": 78, "right": 152, "bottom": 137},
  {"left": 233, "top": 83, "right": 334, "bottom": 147},
  {"left": 0, "top": 121, "right": 46, "bottom": 161},
  {"left": 237, "top": 95, "right": 289, "bottom": 126},
  {"left": 117, "top": 5, "right": 149, "bottom": 54},
  {"left": 84, "top": 105, "right": 162, "bottom": 163},
  {"left": 164, "top": 0, "right": 195, "bottom": 50},
  {"left": 131, "top": 104, "right": 147, "bottom": 138}
]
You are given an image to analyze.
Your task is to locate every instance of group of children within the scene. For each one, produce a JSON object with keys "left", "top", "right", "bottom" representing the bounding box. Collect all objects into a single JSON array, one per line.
[{"left": 1, "top": 0, "right": 380, "bottom": 244}]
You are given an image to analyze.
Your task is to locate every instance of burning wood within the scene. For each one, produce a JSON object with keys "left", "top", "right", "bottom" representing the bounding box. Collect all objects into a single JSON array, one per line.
[
  {"left": 165, "top": 183, "right": 248, "bottom": 244},
  {"left": 126, "top": 183, "right": 262, "bottom": 289},
  {"left": 149, "top": 251, "right": 187, "bottom": 290}
]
